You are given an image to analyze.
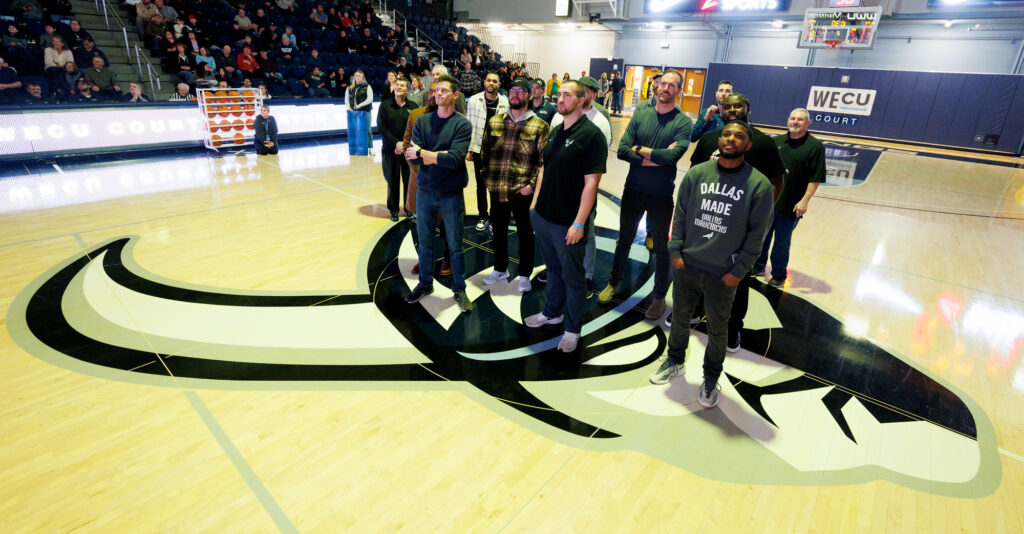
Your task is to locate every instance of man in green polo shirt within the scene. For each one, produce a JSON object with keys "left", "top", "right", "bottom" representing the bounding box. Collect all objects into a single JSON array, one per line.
[
  {"left": 756, "top": 107, "right": 825, "bottom": 287},
  {"left": 525, "top": 80, "right": 608, "bottom": 352}
]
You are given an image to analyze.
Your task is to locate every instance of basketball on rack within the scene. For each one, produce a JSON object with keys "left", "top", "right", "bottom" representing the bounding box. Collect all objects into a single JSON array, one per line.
[
  {"left": 245, "top": 118, "right": 254, "bottom": 129},
  {"left": 233, "top": 132, "right": 245, "bottom": 144},
  {"left": 211, "top": 134, "right": 222, "bottom": 146}
]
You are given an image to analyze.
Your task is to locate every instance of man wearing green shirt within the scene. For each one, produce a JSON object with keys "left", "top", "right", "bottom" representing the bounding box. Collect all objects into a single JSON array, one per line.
[
  {"left": 529, "top": 78, "right": 557, "bottom": 124},
  {"left": 598, "top": 70, "right": 691, "bottom": 321},
  {"left": 757, "top": 108, "right": 825, "bottom": 287}
]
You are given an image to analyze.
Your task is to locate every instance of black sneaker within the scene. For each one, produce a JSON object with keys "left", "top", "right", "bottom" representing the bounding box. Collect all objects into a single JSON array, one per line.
[
  {"left": 664, "top": 315, "right": 672, "bottom": 328},
  {"left": 389, "top": 212, "right": 399, "bottom": 222},
  {"left": 767, "top": 277, "right": 786, "bottom": 288},
  {"left": 405, "top": 284, "right": 433, "bottom": 303}
]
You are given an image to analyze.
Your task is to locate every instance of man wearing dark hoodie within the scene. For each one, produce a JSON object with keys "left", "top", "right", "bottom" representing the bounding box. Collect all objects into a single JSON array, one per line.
[
  {"left": 650, "top": 120, "right": 774, "bottom": 409},
  {"left": 404, "top": 74, "right": 474, "bottom": 313}
]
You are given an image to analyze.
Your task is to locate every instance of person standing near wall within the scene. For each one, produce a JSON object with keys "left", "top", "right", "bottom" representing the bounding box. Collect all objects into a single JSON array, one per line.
[
  {"left": 757, "top": 108, "right": 825, "bottom": 287},
  {"left": 611, "top": 72, "right": 625, "bottom": 115}
]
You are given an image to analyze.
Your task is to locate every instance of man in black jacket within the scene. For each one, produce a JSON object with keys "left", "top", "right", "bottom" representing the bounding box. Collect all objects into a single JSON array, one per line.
[
  {"left": 254, "top": 106, "right": 279, "bottom": 155},
  {"left": 377, "top": 76, "right": 417, "bottom": 220}
]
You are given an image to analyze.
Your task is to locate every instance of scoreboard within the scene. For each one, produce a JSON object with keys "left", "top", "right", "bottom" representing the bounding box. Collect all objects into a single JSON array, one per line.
[{"left": 798, "top": 6, "right": 883, "bottom": 50}]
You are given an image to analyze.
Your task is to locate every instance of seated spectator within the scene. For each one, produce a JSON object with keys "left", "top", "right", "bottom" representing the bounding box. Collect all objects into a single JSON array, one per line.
[
  {"left": 170, "top": 43, "right": 195, "bottom": 83},
  {"left": 400, "top": 45, "right": 414, "bottom": 63},
  {"left": 275, "top": 35, "right": 297, "bottom": 64},
  {"left": 235, "top": 34, "right": 258, "bottom": 55},
  {"left": 340, "top": 11, "right": 353, "bottom": 29},
  {"left": 54, "top": 60, "right": 79, "bottom": 100},
  {"left": 154, "top": 0, "right": 178, "bottom": 22},
  {"left": 395, "top": 57, "right": 410, "bottom": 79},
  {"left": 44, "top": 36, "right": 74, "bottom": 85},
  {"left": 70, "top": 77, "right": 102, "bottom": 103},
  {"left": 258, "top": 82, "right": 271, "bottom": 100},
  {"left": 184, "top": 31, "right": 203, "bottom": 54},
  {"left": 135, "top": 0, "right": 159, "bottom": 35},
  {"left": 303, "top": 48, "right": 324, "bottom": 73},
  {"left": 38, "top": 24, "right": 59, "bottom": 49},
  {"left": 194, "top": 46, "right": 215, "bottom": 74},
  {"left": 193, "top": 64, "right": 216, "bottom": 87},
  {"left": 260, "top": 23, "right": 280, "bottom": 49},
  {"left": 171, "top": 17, "right": 191, "bottom": 41},
  {"left": 216, "top": 79, "right": 229, "bottom": 89},
  {"left": 215, "top": 45, "right": 242, "bottom": 84},
  {"left": 158, "top": 30, "right": 178, "bottom": 62},
  {"left": 3, "top": 25, "right": 35, "bottom": 76},
  {"left": 120, "top": 80, "right": 151, "bottom": 102},
  {"left": 276, "top": 0, "right": 295, "bottom": 12},
  {"left": 358, "top": 28, "right": 379, "bottom": 55},
  {"left": 283, "top": 26, "right": 297, "bottom": 46},
  {"left": 46, "top": 0, "right": 74, "bottom": 21},
  {"left": 384, "top": 43, "right": 399, "bottom": 66},
  {"left": 81, "top": 55, "right": 121, "bottom": 100},
  {"left": 309, "top": 5, "right": 328, "bottom": 28},
  {"left": 73, "top": 38, "right": 108, "bottom": 69},
  {"left": 336, "top": 29, "right": 352, "bottom": 53},
  {"left": 303, "top": 65, "right": 329, "bottom": 97},
  {"left": 329, "top": 66, "right": 348, "bottom": 97},
  {"left": 241, "top": 77, "right": 254, "bottom": 90},
  {"left": 459, "top": 47, "right": 471, "bottom": 66},
  {"left": 186, "top": 14, "right": 205, "bottom": 43},
  {"left": 168, "top": 82, "right": 195, "bottom": 101},
  {"left": 254, "top": 105, "right": 278, "bottom": 154},
  {"left": 0, "top": 57, "right": 23, "bottom": 105},
  {"left": 326, "top": 7, "right": 342, "bottom": 31},
  {"left": 62, "top": 20, "right": 92, "bottom": 50},
  {"left": 3, "top": 24, "right": 29, "bottom": 50},
  {"left": 236, "top": 45, "right": 258, "bottom": 77},
  {"left": 234, "top": 8, "right": 252, "bottom": 30},
  {"left": 256, "top": 49, "right": 280, "bottom": 80},
  {"left": 144, "top": 14, "right": 167, "bottom": 48},
  {"left": 12, "top": 0, "right": 44, "bottom": 22},
  {"left": 21, "top": 81, "right": 56, "bottom": 104},
  {"left": 251, "top": 8, "right": 268, "bottom": 29}
]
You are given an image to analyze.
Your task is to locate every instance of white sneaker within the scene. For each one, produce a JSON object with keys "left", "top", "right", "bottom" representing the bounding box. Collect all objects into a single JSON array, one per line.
[
  {"left": 518, "top": 276, "right": 532, "bottom": 293},
  {"left": 698, "top": 380, "right": 721, "bottom": 408},
  {"left": 649, "top": 357, "right": 681, "bottom": 385},
  {"left": 557, "top": 332, "right": 580, "bottom": 352},
  {"left": 524, "top": 312, "right": 563, "bottom": 328},
  {"left": 483, "top": 270, "right": 509, "bottom": 285}
]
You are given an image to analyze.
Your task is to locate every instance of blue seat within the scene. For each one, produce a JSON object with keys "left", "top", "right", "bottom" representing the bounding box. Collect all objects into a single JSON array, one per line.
[{"left": 287, "top": 78, "right": 304, "bottom": 96}]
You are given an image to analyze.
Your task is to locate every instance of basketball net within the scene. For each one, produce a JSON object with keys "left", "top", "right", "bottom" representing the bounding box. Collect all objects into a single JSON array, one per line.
[{"left": 823, "top": 40, "right": 842, "bottom": 61}]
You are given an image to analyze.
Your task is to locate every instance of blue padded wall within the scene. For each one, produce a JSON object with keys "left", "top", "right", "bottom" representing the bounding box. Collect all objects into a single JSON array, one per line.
[{"left": 703, "top": 63, "right": 1024, "bottom": 155}]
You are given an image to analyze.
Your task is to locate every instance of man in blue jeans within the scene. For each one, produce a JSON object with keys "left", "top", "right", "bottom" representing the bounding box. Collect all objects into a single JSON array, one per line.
[
  {"left": 652, "top": 121, "right": 774, "bottom": 409},
  {"left": 757, "top": 108, "right": 825, "bottom": 287},
  {"left": 404, "top": 74, "right": 474, "bottom": 313},
  {"left": 525, "top": 80, "right": 607, "bottom": 352},
  {"left": 610, "top": 72, "right": 625, "bottom": 115}
]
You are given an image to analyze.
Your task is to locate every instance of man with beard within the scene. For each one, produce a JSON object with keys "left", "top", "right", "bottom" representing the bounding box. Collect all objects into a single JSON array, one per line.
[
  {"left": 525, "top": 80, "right": 607, "bottom": 353},
  {"left": 466, "top": 71, "right": 509, "bottom": 232},
  {"left": 479, "top": 78, "right": 549, "bottom": 293},
  {"left": 404, "top": 75, "right": 474, "bottom": 313},
  {"left": 670, "top": 93, "right": 784, "bottom": 354},
  {"left": 651, "top": 120, "right": 774, "bottom": 411},
  {"left": 377, "top": 76, "right": 417, "bottom": 220},
  {"left": 529, "top": 77, "right": 557, "bottom": 124},
  {"left": 598, "top": 71, "right": 692, "bottom": 321},
  {"left": 756, "top": 108, "right": 825, "bottom": 287},
  {"left": 635, "top": 71, "right": 663, "bottom": 112},
  {"left": 691, "top": 79, "right": 733, "bottom": 142}
]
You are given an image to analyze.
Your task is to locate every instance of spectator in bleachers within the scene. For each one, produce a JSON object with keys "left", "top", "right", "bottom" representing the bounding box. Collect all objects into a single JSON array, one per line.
[
  {"left": 242, "top": 77, "right": 254, "bottom": 90},
  {"left": 252, "top": 8, "right": 268, "bottom": 29},
  {"left": 158, "top": 29, "right": 178, "bottom": 61},
  {"left": 193, "top": 65, "right": 216, "bottom": 88},
  {"left": 283, "top": 25, "right": 297, "bottom": 46},
  {"left": 256, "top": 49, "right": 280, "bottom": 81},
  {"left": 303, "top": 65, "right": 329, "bottom": 97},
  {"left": 234, "top": 8, "right": 252, "bottom": 31},
  {"left": 303, "top": 48, "right": 325, "bottom": 73},
  {"left": 39, "top": 24, "right": 59, "bottom": 49},
  {"left": 258, "top": 82, "right": 271, "bottom": 100},
  {"left": 384, "top": 43, "right": 400, "bottom": 66},
  {"left": 276, "top": 0, "right": 296, "bottom": 13},
  {"left": 187, "top": 14, "right": 205, "bottom": 43},
  {"left": 135, "top": 0, "right": 159, "bottom": 35},
  {"left": 215, "top": 45, "right": 242, "bottom": 84},
  {"left": 0, "top": 57, "right": 23, "bottom": 105},
  {"left": 144, "top": 14, "right": 167, "bottom": 48},
  {"left": 336, "top": 29, "right": 352, "bottom": 53},
  {"left": 44, "top": 36, "right": 74, "bottom": 84},
  {"left": 171, "top": 43, "right": 196, "bottom": 83},
  {"left": 340, "top": 10, "right": 354, "bottom": 30},
  {"left": 329, "top": 66, "right": 348, "bottom": 97},
  {"left": 236, "top": 44, "right": 259, "bottom": 77},
  {"left": 400, "top": 45, "right": 414, "bottom": 63},
  {"left": 46, "top": 0, "right": 73, "bottom": 21},
  {"left": 12, "top": 0, "right": 44, "bottom": 22},
  {"left": 82, "top": 55, "right": 120, "bottom": 100},
  {"left": 184, "top": 31, "right": 203, "bottom": 54},
  {"left": 276, "top": 34, "right": 297, "bottom": 64},
  {"left": 216, "top": 79, "right": 229, "bottom": 89},
  {"left": 4, "top": 24, "right": 29, "bottom": 51},
  {"left": 309, "top": 5, "right": 328, "bottom": 29},
  {"left": 4, "top": 25, "right": 35, "bottom": 75},
  {"left": 121, "top": 80, "right": 151, "bottom": 102},
  {"left": 21, "top": 81, "right": 56, "bottom": 104},
  {"left": 74, "top": 38, "right": 107, "bottom": 69},
  {"left": 70, "top": 77, "right": 101, "bottom": 103},
  {"left": 260, "top": 22, "right": 280, "bottom": 49},
  {"left": 459, "top": 47, "right": 471, "bottom": 66},
  {"left": 195, "top": 46, "right": 215, "bottom": 72},
  {"left": 254, "top": 105, "right": 278, "bottom": 154},
  {"left": 61, "top": 19, "right": 91, "bottom": 49},
  {"left": 154, "top": 0, "right": 177, "bottom": 24},
  {"left": 458, "top": 62, "right": 481, "bottom": 97},
  {"left": 358, "top": 28, "right": 380, "bottom": 55},
  {"left": 168, "top": 82, "right": 195, "bottom": 101},
  {"left": 171, "top": 17, "right": 191, "bottom": 41},
  {"left": 395, "top": 57, "right": 411, "bottom": 79},
  {"left": 236, "top": 34, "right": 258, "bottom": 55},
  {"left": 53, "top": 60, "right": 79, "bottom": 99}
]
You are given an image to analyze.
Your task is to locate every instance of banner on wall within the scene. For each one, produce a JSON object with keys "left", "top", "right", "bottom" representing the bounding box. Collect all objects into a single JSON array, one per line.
[{"left": 805, "top": 85, "right": 876, "bottom": 126}]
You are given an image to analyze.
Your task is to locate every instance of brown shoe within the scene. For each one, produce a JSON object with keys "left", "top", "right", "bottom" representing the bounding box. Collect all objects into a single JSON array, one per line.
[
  {"left": 439, "top": 260, "right": 452, "bottom": 276},
  {"left": 411, "top": 263, "right": 419, "bottom": 275},
  {"left": 645, "top": 298, "right": 666, "bottom": 321}
]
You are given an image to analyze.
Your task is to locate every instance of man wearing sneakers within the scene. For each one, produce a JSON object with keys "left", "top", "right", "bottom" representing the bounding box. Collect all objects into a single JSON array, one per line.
[
  {"left": 756, "top": 108, "right": 825, "bottom": 287},
  {"left": 598, "top": 70, "right": 691, "bottom": 320},
  {"left": 670, "top": 93, "right": 784, "bottom": 355},
  {"left": 651, "top": 121, "right": 774, "bottom": 409},
  {"left": 466, "top": 71, "right": 509, "bottom": 233},
  {"left": 404, "top": 75, "right": 475, "bottom": 313},
  {"left": 525, "top": 80, "right": 608, "bottom": 352},
  {"left": 479, "top": 78, "right": 549, "bottom": 293}
]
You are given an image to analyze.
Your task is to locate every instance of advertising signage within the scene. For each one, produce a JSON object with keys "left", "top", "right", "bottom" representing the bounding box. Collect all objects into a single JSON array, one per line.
[{"left": 645, "top": 0, "right": 790, "bottom": 14}]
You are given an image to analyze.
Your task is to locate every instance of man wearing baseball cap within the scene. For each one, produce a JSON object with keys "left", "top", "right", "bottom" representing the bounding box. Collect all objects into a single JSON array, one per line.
[{"left": 529, "top": 77, "right": 557, "bottom": 124}]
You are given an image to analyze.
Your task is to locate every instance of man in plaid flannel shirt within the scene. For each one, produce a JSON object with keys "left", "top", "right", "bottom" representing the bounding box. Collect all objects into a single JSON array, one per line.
[{"left": 479, "top": 78, "right": 549, "bottom": 293}]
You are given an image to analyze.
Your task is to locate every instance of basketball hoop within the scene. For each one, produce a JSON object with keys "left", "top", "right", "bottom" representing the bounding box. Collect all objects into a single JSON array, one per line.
[{"left": 823, "top": 40, "right": 842, "bottom": 60}]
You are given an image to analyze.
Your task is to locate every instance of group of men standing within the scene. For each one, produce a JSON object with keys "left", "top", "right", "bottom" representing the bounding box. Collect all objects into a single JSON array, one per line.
[{"left": 375, "top": 65, "right": 825, "bottom": 406}]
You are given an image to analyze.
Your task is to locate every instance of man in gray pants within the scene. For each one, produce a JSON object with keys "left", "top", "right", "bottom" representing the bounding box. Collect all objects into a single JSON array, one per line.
[{"left": 650, "top": 120, "right": 774, "bottom": 409}]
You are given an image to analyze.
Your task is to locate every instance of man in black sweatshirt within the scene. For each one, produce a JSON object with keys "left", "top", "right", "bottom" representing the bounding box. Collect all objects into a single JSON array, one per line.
[
  {"left": 377, "top": 76, "right": 417, "bottom": 220},
  {"left": 404, "top": 75, "right": 475, "bottom": 313},
  {"left": 598, "top": 70, "right": 691, "bottom": 321},
  {"left": 651, "top": 121, "right": 774, "bottom": 409}
]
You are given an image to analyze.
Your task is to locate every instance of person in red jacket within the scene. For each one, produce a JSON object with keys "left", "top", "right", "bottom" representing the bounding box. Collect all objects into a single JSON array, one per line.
[{"left": 236, "top": 45, "right": 259, "bottom": 75}]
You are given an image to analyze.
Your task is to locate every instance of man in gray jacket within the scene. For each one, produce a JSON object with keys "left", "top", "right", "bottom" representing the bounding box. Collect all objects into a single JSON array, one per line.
[{"left": 650, "top": 120, "right": 774, "bottom": 409}]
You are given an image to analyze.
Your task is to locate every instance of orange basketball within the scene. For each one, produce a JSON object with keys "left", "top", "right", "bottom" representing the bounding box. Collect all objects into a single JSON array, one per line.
[
  {"left": 242, "top": 103, "right": 255, "bottom": 114},
  {"left": 214, "top": 90, "right": 227, "bottom": 98},
  {"left": 229, "top": 105, "right": 243, "bottom": 117},
  {"left": 232, "top": 120, "right": 244, "bottom": 131},
  {"left": 245, "top": 118, "right": 254, "bottom": 129},
  {"left": 211, "top": 134, "right": 223, "bottom": 146},
  {"left": 217, "top": 106, "right": 230, "bottom": 118},
  {"left": 227, "top": 90, "right": 241, "bottom": 98},
  {"left": 216, "top": 121, "right": 231, "bottom": 132},
  {"left": 233, "top": 132, "right": 245, "bottom": 144},
  {"left": 242, "top": 92, "right": 256, "bottom": 103}
]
